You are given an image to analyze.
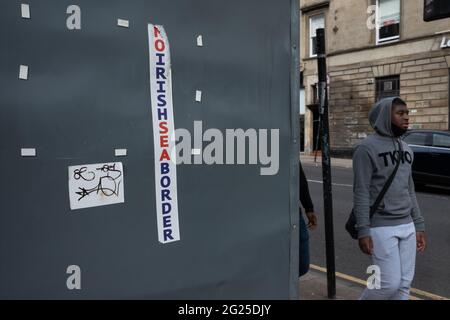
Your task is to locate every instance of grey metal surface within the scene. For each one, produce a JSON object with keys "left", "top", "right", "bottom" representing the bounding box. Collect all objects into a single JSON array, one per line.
[{"left": 0, "top": 0, "right": 299, "bottom": 299}]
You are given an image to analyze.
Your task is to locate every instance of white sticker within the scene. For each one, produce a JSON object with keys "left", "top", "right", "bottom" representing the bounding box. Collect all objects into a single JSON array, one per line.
[
  {"left": 21, "top": 4, "right": 30, "bottom": 19},
  {"left": 68, "top": 162, "right": 125, "bottom": 210},
  {"left": 191, "top": 149, "right": 201, "bottom": 155},
  {"left": 197, "top": 35, "right": 203, "bottom": 47},
  {"left": 21, "top": 148, "right": 36, "bottom": 157},
  {"left": 148, "top": 24, "right": 180, "bottom": 244},
  {"left": 195, "top": 90, "right": 202, "bottom": 102},
  {"left": 19, "top": 65, "right": 28, "bottom": 80},
  {"left": 115, "top": 149, "right": 127, "bottom": 157},
  {"left": 117, "top": 19, "right": 129, "bottom": 28}
]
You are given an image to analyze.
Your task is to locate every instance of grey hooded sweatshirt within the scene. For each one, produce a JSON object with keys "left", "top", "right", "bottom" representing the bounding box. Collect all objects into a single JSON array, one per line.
[{"left": 353, "top": 97, "right": 425, "bottom": 238}]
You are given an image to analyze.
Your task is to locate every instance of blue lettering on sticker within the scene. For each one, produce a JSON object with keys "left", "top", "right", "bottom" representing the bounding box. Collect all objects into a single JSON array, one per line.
[
  {"left": 158, "top": 108, "right": 168, "bottom": 121},
  {"left": 156, "top": 67, "right": 166, "bottom": 80},
  {"left": 161, "top": 176, "right": 171, "bottom": 188},
  {"left": 161, "top": 162, "right": 170, "bottom": 175},
  {"left": 164, "top": 229, "right": 174, "bottom": 241},
  {"left": 157, "top": 95, "right": 167, "bottom": 107},
  {"left": 163, "top": 215, "right": 172, "bottom": 228},
  {"left": 161, "top": 189, "right": 172, "bottom": 202},
  {"left": 156, "top": 53, "right": 165, "bottom": 66},
  {"left": 162, "top": 203, "right": 172, "bottom": 215}
]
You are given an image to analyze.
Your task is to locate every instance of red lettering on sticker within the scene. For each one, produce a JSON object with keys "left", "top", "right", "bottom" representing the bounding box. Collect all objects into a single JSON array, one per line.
[
  {"left": 155, "top": 39, "right": 165, "bottom": 52},
  {"left": 159, "top": 122, "right": 169, "bottom": 134},
  {"left": 154, "top": 26, "right": 161, "bottom": 38},
  {"left": 160, "top": 136, "right": 169, "bottom": 148},
  {"left": 160, "top": 149, "right": 171, "bottom": 161}
]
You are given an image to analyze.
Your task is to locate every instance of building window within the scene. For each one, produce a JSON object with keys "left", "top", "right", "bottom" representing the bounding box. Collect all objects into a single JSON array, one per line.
[
  {"left": 309, "top": 14, "right": 324, "bottom": 57},
  {"left": 376, "top": 0, "right": 400, "bottom": 44},
  {"left": 375, "top": 75, "right": 400, "bottom": 101}
]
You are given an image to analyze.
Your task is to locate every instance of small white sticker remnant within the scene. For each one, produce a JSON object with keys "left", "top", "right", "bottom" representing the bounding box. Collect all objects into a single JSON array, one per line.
[
  {"left": 191, "top": 149, "right": 201, "bottom": 155},
  {"left": 117, "top": 19, "right": 129, "bottom": 28},
  {"left": 21, "top": 4, "right": 30, "bottom": 19},
  {"left": 115, "top": 149, "right": 127, "bottom": 157},
  {"left": 357, "top": 133, "right": 368, "bottom": 139},
  {"left": 197, "top": 35, "right": 203, "bottom": 47},
  {"left": 19, "top": 65, "right": 28, "bottom": 80},
  {"left": 68, "top": 162, "right": 125, "bottom": 210},
  {"left": 195, "top": 90, "right": 202, "bottom": 102},
  {"left": 21, "top": 148, "right": 36, "bottom": 157}
]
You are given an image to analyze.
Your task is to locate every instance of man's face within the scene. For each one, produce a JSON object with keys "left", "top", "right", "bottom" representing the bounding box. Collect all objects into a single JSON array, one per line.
[{"left": 391, "top": 103, "right": 409, "bottom": 129}]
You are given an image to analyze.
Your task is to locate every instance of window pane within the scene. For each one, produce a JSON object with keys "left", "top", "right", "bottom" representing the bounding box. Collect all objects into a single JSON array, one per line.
[
  {"left": 379, "top": 0, "right": 400, "bottom": 25},
  {"left": 310, "top": 15, "right": 324, "bottom": 37},
  {"left": 383, "top": 81, "right": 393, "bottom": 91},
  {"left": 433, "top": 134, "right": 450, "bottom": 148},
  {"left": 404, "top": 133, "right": 428, "bottom": 146},
  {"left": 375, "top": 76, "right": 400, "bottom": 101},
  {"left": 379, "top": 23, "right": 399, "bottom": 40},
  {"left": 310, "top": 14, "right": 324, "bottom": 56},
  {"left": 378, "top": 0, "right": 400, "bottom": 41}
]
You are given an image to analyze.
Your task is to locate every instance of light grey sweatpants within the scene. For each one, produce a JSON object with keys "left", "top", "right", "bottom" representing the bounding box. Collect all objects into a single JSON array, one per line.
[{"left": 360, "top": 222, "right": 417, "bottom": 300}]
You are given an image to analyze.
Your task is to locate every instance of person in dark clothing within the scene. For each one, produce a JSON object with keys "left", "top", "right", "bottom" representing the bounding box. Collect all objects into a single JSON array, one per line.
[{"left": 299, "top": 162, "right": 317, "bottom": 277}]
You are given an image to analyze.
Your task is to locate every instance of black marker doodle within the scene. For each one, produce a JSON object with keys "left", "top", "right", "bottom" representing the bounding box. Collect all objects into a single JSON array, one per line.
[
  {"left": 74, "top": 163, "right": 123, "bottom": 201},
  {"left": 73, "top": 167, "right": 95, "bottom": 181}
]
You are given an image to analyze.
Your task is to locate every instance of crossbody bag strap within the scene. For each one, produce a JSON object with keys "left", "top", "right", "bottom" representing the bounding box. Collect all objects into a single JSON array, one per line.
[{"left": 369, "top": 140, "right": 403, "bottom": 217}]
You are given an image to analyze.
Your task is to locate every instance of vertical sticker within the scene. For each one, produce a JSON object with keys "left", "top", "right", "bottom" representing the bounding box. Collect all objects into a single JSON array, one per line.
[{"left": 148, "top": 24, "right": 180, "bottom": 244}]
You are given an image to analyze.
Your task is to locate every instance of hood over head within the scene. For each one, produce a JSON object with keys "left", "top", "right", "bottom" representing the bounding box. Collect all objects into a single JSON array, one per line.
[{"left": 368, "top": 97, "right": 399, "bottom": 137}]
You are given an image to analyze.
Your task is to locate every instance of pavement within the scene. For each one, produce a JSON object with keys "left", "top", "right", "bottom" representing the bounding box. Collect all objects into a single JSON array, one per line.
[
  {"left": 299, "top": 154, "right": 358, "bottom": 300},
  {"left": 299, "top": 154, "right": 363, "bottom": 300},
  {"left": 299, "top": 267, "right": 363, "bottom": 300},
  {"left": 300, "top": 154, "right": 353, "bottom": 169}
]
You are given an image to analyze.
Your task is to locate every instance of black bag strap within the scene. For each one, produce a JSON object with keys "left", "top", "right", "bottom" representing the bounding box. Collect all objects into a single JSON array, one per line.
[{"left": 369, "top": 140, "right": 402, "bottom": 217}]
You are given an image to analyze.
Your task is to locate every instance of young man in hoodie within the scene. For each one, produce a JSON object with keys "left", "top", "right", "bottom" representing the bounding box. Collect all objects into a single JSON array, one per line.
[{"left": 353, "top": 97, "right": 426, "bottom": 300}]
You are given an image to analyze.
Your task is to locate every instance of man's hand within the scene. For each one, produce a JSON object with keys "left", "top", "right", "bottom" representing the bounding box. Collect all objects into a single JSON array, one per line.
[
  {"left": 305, "top": 211, "right": 318, "bottom": 231},
  {"left": 359, "top": 236, "right": 373, "bottom": 255},
  {"left": 416, "top": 231, "right": 426, "bottom": 253}
]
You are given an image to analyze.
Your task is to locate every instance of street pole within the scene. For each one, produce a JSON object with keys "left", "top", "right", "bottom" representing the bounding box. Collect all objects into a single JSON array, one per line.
[{"left": 316, "top": 28, "right": 336, "bottom": 299}]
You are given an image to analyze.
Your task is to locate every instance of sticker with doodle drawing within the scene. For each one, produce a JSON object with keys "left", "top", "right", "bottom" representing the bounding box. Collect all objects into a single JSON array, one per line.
[{"left": 68, "top": 162, "right": 124, "bottom": 210}]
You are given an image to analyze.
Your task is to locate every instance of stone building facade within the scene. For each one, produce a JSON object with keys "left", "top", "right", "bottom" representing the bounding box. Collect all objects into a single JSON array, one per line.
[{"left": 300, "top": 0, "right": 450, "bottom": 156}]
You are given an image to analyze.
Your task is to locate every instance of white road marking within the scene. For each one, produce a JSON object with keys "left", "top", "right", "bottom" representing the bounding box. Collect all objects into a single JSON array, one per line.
[{"left": 308, "top": 179, "right": 353, "bottom": 188}]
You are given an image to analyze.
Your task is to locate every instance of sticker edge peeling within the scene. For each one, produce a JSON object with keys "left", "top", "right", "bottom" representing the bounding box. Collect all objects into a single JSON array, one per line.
[
  {"left": 117, "top": 19, "right": 129, "bottom": 28},
  {"left": 21, "top": 4, "right": 30, "bottom": 19},
  {"left": 19, "top": 65, "right": 28, "bottom": 80},
  {"left": 115, "top": 149, "right": 128, "bottom": 157},
  {"left": 197, "top": 35, "right": 203, "bottom": 47},
  {"left": 195, "top": 90, "right": 202, "bottom": 102},
  {"left": 21, "top": 148, "right": 36, "bottom": 157}
]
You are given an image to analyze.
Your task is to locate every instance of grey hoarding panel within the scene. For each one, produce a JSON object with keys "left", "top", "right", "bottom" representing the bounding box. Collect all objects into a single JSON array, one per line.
[{"left": 0, "top": 0, "right": 299, "bottom": 299}]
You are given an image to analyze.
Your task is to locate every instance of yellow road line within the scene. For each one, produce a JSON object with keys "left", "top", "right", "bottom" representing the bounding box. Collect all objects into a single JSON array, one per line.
[
  {"left": 409, "top": 287, "right": 449, "bottom": 301},
  {"left": 310, "top": 264, "right": 450, "bottom": 301}
]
